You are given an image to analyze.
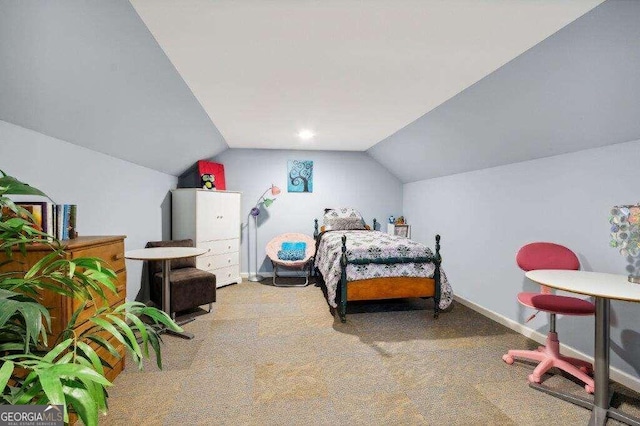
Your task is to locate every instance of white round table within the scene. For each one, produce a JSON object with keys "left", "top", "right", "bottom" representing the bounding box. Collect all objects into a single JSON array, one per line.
[
  {"left": 126, "top": 247, "right": 207, "bottom": 339},
  {"left": 526, "top": 270, "right": 640, "bottom": 426}
]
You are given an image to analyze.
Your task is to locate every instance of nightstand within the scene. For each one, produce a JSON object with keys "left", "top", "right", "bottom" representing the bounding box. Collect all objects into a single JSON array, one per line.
[{"left": 387, "top": 224, "right": 411, "bottom": 238}]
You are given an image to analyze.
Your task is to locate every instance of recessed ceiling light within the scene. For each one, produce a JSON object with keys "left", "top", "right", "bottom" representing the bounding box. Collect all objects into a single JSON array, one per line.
[{"left": 298, "top": 130, "right": 315, "bottom": 140}]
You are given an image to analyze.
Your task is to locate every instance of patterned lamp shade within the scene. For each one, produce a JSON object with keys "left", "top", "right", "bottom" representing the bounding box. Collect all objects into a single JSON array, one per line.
[{"left": 610, "top": 204, "right": 640, "bottom": 283}]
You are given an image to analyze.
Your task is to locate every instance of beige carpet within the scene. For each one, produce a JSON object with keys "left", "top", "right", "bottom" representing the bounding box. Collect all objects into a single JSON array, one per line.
[{"left": 101, "top": 280, "right": 640, "bottom": 425}]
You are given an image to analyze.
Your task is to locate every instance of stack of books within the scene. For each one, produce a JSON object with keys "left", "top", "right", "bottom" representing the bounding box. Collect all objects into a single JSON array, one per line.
[{"left": 9, "top": 201, "right": 77, "bottom": 240}]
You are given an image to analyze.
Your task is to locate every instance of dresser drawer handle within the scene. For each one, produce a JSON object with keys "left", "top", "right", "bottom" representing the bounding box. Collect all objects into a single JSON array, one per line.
[
  {"left": 113, "top": 254, "right": 123, "bottom": 261},
  {"left": 227, "top": 259, "right": 231, "bottom": 263},
  {"left": 207, "top": 263, "right": 211, "bottom": 268}
]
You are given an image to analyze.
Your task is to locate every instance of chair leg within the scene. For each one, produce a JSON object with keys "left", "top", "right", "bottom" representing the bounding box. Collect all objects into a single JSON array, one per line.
[
  {"left": 503, "top": 331, "right": 594, "bottom": 393},
  {"left": 208, "top": 303, "right": 212, "bottom": 313},
  {"left": 272, "top": 262, "right": 311, "bottom": 287}
]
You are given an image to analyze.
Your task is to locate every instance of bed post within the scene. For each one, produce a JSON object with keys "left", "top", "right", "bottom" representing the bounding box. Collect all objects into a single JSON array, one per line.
[
  {"left": 314, "top": 218, "right": 319, "bottom": 240},
  {"left": 339, "top": 234, "right": 348, "bottom": 323},
  {"left": 312, "top": 219, "right": 319, "bottom": 279},
  {"left": 372, "top": 218, "right": 377, "bottom": 231},
  {"left": 433, "top": 234, "right": 442, "bottom": 319}
]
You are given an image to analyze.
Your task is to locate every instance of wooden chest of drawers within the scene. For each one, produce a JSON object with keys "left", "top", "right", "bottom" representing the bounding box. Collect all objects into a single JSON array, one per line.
[{"left": 0, "top": 236, "right": 127, "bottom": 381}]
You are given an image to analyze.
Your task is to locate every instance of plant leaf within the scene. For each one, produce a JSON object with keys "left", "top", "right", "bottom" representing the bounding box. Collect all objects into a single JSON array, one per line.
[
  {"left": 0, "top": 360, "right": 14, "bottom": 391},
  {"left": 106, "top": 314, "right": 141, "bottom": 360},
  {"left": 41, "top": 338, "right": 73, "bottom": 363},
  {"left": 76, "top": 341, "right": 104, "bottom": 376},
  {"left": 38, "top": 369, "right": 65, "bottom": 406},
  {"left": 62, "top": 383, "right": 98, "bottom": 426}
]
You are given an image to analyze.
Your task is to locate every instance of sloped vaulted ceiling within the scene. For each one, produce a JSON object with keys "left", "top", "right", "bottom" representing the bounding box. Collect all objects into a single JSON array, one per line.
[
  {"left": 2, "top": 1, "right": 628, "bottom": 181},
  {"left": 131, "top": 0, "right": 603, "bottom": 152},
  {"left": 0, "top": 1, "right": 227, "bottom": 176},
  {"left": 368, "top": 0, "right": 640, "bottom": 183}
]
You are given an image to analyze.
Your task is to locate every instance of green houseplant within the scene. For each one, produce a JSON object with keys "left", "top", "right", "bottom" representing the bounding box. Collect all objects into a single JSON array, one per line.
[{"left": 0, "top": 171, "right": 181, "bottom": 425}]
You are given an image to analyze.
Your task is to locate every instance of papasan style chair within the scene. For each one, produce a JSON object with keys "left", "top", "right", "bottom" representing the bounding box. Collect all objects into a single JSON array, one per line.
[{"left": 266, "top": 233, "right": 316, "bottom": 287}]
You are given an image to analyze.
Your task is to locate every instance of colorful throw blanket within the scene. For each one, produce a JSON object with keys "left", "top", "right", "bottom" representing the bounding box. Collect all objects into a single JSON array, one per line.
[{"left": 314, "top": 230, "right": 453, "bottom": 309}]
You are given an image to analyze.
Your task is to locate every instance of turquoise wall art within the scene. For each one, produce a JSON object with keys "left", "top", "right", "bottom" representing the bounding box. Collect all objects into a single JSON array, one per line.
[{"left": 287, "top": 160, "right": 313, "bottom": 193}]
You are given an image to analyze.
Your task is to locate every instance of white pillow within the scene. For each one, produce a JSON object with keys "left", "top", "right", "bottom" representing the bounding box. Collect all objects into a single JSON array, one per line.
[{"left": 323, "top": 208, "right": 366, "bottom": 231}]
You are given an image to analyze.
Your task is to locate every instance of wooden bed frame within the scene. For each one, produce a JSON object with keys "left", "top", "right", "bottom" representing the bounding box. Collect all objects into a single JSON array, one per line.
[{"left": 314, "top": 219, "right": 442, "bottom": 323}]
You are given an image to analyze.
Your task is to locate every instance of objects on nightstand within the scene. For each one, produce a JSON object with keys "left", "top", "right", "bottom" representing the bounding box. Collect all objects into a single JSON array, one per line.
[
  {"left": 248, "top": 184, "right": 281, "bottom": 282},
  {"left": 388, "top": 215, "right": 395, "bottom": 224},
  {"left": 266, "top": 233, "right": 316, "bottom": 287},
  {"left": 609, "top": 204, "right": 640, "bottom": 283}
]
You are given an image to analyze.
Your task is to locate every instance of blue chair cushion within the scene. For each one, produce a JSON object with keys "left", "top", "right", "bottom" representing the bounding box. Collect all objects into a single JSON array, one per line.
[
  {"left": 281, "top": 241, "right": 306, "bottom": 252},
  {"left": 277, "top": 241, "right": 307, "bottom": 261},
  {"left": 277, "top": 249, "right": 306, "bottom": 261}
]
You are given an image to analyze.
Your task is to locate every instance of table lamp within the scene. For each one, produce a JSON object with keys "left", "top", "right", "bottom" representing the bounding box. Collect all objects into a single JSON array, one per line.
[
  {"left": 609, "top": 204, "right": 640, "bottom": 283},
  {"left": 248, "top": 184, "right": 281, "bottom": 282}
]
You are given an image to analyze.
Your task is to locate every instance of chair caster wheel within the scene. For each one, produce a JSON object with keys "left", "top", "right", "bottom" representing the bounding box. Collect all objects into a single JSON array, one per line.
[
  {"left": 502, "top": 354, "right": 514, "bottom": 365},
  {"left": 585, "top": 384, "right": 594, "bottom": 394},
  {"left": 528, "top": 374, "right": 541, "bottom": 384}
]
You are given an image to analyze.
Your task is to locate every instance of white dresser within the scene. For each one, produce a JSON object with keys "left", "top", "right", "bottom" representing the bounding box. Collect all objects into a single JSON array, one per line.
[{"left": 172, "top": 189, "right": 242, "bottom": 287}]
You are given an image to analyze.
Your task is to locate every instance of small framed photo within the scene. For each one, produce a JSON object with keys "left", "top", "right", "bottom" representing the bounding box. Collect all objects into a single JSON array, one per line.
[
  {"left": 4, "top": 202, "right": 48, "bottom": 233},
  {"left": 394, "top": 224, "right": 409, "bottom": 238}
]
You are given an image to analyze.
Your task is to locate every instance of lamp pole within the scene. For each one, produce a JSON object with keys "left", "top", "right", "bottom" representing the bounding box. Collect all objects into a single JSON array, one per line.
[
  {"left": 247, "top": 184, "right": 280, "bottom": 282},
  {"left": 248, "top": 213, "right": 263, "bottom": 282}
]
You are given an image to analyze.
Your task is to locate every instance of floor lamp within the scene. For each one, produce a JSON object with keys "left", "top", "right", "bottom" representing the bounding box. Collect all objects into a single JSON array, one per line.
[{"left": 248, "top": 184, "right": 281, "bottom": 282}]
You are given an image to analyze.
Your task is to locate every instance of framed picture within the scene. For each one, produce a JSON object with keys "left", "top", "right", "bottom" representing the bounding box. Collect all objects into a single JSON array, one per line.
[
  {"left": 393, "top": 224, "right": 409, "bottom": 238},
  {"left": 288, "top": 160, "right": 313, "bottom": 193},
  {"left": 10, "top": 202, "right": 47, "bottom": 232}
]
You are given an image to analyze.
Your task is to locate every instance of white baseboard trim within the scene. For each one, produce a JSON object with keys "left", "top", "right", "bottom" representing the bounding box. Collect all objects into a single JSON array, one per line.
[
  {"left": 454, "top": 295, "right": 640, "bottom": 393},
  {"left": 240, "top": 272, "right": 274, "bottom": 278}
]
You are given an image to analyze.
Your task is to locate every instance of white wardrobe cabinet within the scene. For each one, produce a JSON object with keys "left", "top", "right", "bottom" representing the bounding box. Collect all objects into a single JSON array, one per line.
[{"left": 172, "top": 189, "right": 242, "bottom": 287}]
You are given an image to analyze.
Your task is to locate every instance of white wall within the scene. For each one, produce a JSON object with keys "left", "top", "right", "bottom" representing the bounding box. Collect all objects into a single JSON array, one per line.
[
  {"left": 210, "top": 149, "right": 403, "bottom": 275},
  {"left": 0, "top": 120, "right": 177, "bottom": 299},
  {"left": 404, "top": 139, "right": 640, "bottom": 378}
]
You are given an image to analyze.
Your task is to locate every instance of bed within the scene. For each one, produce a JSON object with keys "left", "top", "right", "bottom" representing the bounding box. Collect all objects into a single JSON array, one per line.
[{"left": 313, "top": 213, "right": 453, "bottom": 323}]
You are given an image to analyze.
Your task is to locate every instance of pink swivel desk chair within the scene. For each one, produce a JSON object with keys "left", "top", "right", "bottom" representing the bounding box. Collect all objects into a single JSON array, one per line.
[{"left": 502, "top": 242, "right": 596, "bottom": 393}]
